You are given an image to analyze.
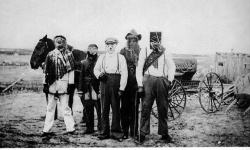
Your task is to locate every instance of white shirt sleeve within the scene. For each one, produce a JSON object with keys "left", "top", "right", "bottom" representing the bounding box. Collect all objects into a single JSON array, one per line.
[
  {"left": 165, "top": 52, "right": 176, "bottom": 82},
  {"left": 136, "top": 48, "right": 146, "bottom": 87},
  {"left": 94, "top": 54, "right": 104, "bottom": 79},
  {"left": 119, "top": 54, "right": 128, "bottom": 91}
]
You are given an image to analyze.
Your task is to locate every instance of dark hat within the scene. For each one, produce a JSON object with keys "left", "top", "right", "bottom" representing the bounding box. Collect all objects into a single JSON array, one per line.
[
  {"left": 54, "top": 35, "right": 66, "bottom": 41},
  {"left": 88, "top": 44, "right": 98, "bottom": 49},
  {"left": 105, "top": 38, "right": 119, "bottom": 44},
  {"left": 150, "top": 32, "right": 161, "bottom": 43},
  {"left": 125, "top": 29, "right": 141, "bottom": 41}
]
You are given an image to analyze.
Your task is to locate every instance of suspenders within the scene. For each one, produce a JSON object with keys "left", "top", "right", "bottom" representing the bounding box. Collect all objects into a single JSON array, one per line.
[{"left": 101, "top": 53, "right": 120, "bottom": 74}]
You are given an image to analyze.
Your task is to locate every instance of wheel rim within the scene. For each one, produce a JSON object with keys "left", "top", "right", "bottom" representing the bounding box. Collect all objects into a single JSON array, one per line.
[
  {"left": 152, "top": 79, "right": 187, "bottom": 121},
  {"left": 198, "top": 72, "right": 223, "bottom": 113}
]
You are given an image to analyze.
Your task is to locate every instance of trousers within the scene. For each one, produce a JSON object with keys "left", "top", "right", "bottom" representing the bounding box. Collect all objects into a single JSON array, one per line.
[
  {"left": 43, "top": 94, "right": 75, "bottom": 132},
  {"left": 140, "top": 75, "right": 170, "bottom": 136},
  {"left": 84, "top": 99, "right": 101, "bottom": 132},
  {"left": 121, "top": 80, "right": 139, "bottom": 137},
  {"left": 99, "top": 74, "right": 122, "bottom": 137}
]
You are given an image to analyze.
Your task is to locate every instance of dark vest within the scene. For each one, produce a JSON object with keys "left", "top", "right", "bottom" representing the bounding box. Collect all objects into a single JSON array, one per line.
[
  {"left": 120, "top": 48, "right": 139, "bottom": 86},
  {"left": 79, "top": 56, "right": 99, "bottom": 94}
]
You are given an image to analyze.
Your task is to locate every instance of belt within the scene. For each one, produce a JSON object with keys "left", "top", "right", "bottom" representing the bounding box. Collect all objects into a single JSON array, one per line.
[{"left": 144, "top": 74, "right": 168, "bottom": 79}]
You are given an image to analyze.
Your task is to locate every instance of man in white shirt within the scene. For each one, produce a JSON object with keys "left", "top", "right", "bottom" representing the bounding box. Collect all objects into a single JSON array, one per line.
[
  {"left": 136, "top": 33, "right": 176, "bottom": 143},
  {"left": 94, "top": 38, "right": 128, "bottom": 140},
  {"left": 42, "top": 35, "right": 75, "bottom": 136}
]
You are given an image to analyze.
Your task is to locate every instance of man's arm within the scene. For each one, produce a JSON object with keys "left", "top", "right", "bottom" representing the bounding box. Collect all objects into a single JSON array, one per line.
[
  {"left": 78, "top": 63, "right": 85, "bottom": 92},
  {"left": 94, "top": 55, "right": 103, "bottom": 79},
  {"left": 119, "top": 55, "right": 128, "bottom": 91},
  {"left": 136, "top": 48, "right": 146, "bottom": 87},
  {"left": 165, "top": 52, "right": 176, "bottom": 82}
]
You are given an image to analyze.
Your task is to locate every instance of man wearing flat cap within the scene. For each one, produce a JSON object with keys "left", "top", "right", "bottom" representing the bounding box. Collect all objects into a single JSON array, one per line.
[
  {"left": 94, "top": 38, "right": 128, "bottom": 140},
  {"left": 120, "top": 29, "right": 141, "bottom": 139},
  {"left": 42, "top": 35, "right": 76, "bottom": 136}
]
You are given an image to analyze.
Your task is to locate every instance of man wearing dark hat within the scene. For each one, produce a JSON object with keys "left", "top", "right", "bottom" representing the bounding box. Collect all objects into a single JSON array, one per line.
[
  {"left": 136, "top": 32, "right": 176, "bottom": 143},
  {"left": 42, "top": 35, "right": 75, "bottom": 136},
  {"left": 78, "top": 44, "right": 101, "bottom": 134},
  {"left": 94, "top": 38, "right": 128, "bottom": 140},
  {"left": 120, "top": 29, "right": 141, "bottom": 139}
]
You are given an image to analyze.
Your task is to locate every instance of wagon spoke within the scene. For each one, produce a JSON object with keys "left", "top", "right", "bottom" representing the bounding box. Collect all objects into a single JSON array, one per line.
[
  {"left": 169, "top": 102, "right": 181, "bottom": 115},
  {"left": 168, "top": 104, "right": 175, "bottom": 118},
  {"left": 170, "top": 101, "right": 185, "bottom": 109}
]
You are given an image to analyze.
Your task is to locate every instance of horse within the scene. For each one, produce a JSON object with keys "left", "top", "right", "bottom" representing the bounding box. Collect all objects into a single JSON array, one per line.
[{"left": 30, "top": 35, "right": 87, "bottom": 120}]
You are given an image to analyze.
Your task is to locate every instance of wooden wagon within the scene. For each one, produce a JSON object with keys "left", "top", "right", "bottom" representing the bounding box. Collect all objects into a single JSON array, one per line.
[
  {"left": 152, "top": 58, "right": 224, "bottom": 121},
  {"left": 225, "top": 73, "right": 250, "bottom": 115}
]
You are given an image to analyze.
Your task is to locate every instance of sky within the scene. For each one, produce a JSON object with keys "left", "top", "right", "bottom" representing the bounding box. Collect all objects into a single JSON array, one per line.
[{"left": 0, "top": 0, "right": 249, "bottom": 54}]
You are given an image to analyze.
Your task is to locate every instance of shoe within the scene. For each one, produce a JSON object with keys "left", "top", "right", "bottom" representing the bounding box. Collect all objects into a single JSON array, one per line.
[
  {"left": 136, "top": 134, "right": 145, "bottom": 143},
  {"left": 97, "top": 134, "right": 110, "bottom": 140},
  {"left": 123, "top": 133, "right": 128, "bottom": 139},
  {"left": 161, "top": 134, "right": 172, "bottom": 143},
  {"left": 83, "top": 130, "right": 94, "bottom": 134},
  {"left": 80, "top": 118, "right": 87, "bottom": 123},
  {"left": 110, "top": 132, "right": 123, "bottom": 140},
  {"left": 68, "top": 130, "right": 77, "bottom": 135},
  {"left": 41, "top": 132, "right": 55, "bottom": 137}
]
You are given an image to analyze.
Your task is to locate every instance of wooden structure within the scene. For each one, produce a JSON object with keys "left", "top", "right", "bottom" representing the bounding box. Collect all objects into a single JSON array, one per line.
[
  {"left": 215, "top": 52, "right": 250, "bottom": 82},
  {"left": 225, "top": 73, "right": 250, "bottom": 115}
]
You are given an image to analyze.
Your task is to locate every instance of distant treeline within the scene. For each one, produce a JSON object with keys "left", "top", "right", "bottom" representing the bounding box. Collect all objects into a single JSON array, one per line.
[
  {"left": 0, "top": 48, "right": 33, "bottom": 55},
  {"left": 0, "top": 62, "right": 29, "bottom": 66}
]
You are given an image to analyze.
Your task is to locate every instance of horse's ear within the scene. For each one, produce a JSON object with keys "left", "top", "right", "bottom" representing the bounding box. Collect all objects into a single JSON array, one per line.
[{"left": 41, "top": 35, "right": 47, "bottom": 42}]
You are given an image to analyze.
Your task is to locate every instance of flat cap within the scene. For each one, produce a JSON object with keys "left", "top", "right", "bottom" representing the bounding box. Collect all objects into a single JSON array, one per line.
[
  {"left": 88, "top": 44, "right": 98, "bottom": 49},
  {"left": 54, "top": 35, "right": 66, "bottom": 40},
  {"left": 105, "top": 38, "right": 119, "bottom": 44}
]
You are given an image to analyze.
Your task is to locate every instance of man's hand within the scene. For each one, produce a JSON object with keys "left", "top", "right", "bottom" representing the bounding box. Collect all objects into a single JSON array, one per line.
[
  {"left": 67, "top": 84, "right": 75, "bottom": 94},
  {"left": 43, "top": 84, "right": 49, "bottom": 94},
  {"left": 137, "top": 86, "right": 144, "bottom": 98},
  {"left": 78, "top": 91, "right": 83, "bottom": 98},
  {"left": 99, "top": 72, "right": 107, "bottom": 81},
  {"left": 168, "top": 80, "right": 173, "bottom": 90},
  {"left": 118, "top": 90, "right": 124, "bottom": 98}
]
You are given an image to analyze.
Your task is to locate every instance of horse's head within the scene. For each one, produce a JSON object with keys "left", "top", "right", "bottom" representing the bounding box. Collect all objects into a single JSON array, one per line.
[{"left": 30, "top": 35, "right": 55, "bottom": 69}]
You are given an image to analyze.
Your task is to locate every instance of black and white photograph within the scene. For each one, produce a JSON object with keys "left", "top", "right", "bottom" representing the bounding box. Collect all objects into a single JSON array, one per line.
[{"left": 0, "top": 0, "right": 249, "bottom": 148}]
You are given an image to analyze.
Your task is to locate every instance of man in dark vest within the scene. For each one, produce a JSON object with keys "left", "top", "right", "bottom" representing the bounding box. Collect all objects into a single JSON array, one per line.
[
  {"left": 136, "top": 32, "right": 176, "bottom": 143},
  {"left": 42, "top": 35, "right": 75, "bottom": 136},
  {"left": 94, "top": 38, "right": 128, "bottom": 140},
  {"left": 120, "top": 29, "right": 141, "bottom": 139},
  {"left": 78, "top": 44, "right": 101, "bottom": 134}
]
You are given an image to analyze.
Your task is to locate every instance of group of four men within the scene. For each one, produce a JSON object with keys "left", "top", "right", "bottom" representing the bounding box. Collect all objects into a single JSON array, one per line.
[{"left": 41, "top": 30, "right": 176, "bottom": 143}]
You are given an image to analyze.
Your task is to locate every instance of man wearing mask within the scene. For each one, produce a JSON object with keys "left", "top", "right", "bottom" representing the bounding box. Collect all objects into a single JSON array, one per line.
[
  {"left": 78, "top": 44, "right": 101, "bottom": 134},
  {"left": 42, "top": 35, "right": 75, "bottom": 136},
  {"left": 94, "top": 38, "right": 128, "bottom": 140},
  {"left": 136, "top": 32, "right": 176, "bottom": 143},
  {"left": 120, "top": 30, "right": 141, "bottom": 139}
]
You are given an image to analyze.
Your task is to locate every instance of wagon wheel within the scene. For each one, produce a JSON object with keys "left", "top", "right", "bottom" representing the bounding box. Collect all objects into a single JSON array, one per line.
[
  {"left": 198, "top": 72, "right": 223, "bottom": 113},
  {"left": 152, "top": 79, "right": 187, "bottom": 121}
]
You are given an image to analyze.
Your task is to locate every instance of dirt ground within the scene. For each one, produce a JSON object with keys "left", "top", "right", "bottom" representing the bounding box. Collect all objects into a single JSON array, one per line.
[{"left": 0, "top": 91, "right": 249, "bottom": 148}]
